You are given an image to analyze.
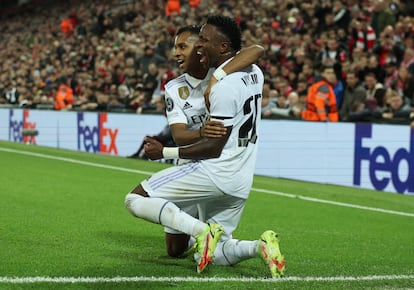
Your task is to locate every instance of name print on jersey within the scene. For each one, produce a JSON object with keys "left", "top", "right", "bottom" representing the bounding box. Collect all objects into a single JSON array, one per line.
[{"left": 241, "top": 73, "right": 259, "bottom": 86}]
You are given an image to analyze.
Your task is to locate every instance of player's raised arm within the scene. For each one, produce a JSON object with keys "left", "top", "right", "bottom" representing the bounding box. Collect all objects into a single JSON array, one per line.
[
  {"left": 219, "top": 44, "right": 265, "bottom": 79},
  {"left": 204, "top": 44, "right": 264, "bottom": 100}
]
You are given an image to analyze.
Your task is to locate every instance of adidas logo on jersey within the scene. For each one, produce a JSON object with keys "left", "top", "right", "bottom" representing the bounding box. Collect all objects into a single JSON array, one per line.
[{"left": 183, "top": 102, "right": 192, "bottom": 110}]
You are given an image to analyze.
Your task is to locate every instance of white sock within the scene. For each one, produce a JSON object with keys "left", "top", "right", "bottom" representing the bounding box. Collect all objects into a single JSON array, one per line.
[
  {"left": 188, "top": 236, "right": 196, "bottom": 250},
  {"left": 125, "top": 193, "right": 207, "bottom": 237},
  {"left": 213, "top": 239, "right": 259, "bottom": 265}
]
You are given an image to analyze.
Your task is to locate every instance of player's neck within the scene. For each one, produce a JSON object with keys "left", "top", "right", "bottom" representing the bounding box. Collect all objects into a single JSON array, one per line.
[
  {"left": 189, "top": 68, "right": 208, "bottom": 79},
  {"left": 215, "top": 51, "right": 235, "bottom": 68}
]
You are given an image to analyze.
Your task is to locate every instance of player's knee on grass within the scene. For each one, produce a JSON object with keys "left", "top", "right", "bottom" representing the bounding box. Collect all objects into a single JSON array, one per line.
[
  {"left": 124, "top": 184, "right": 148, "bottom": 215},
  {"left": 165, "top": 233, "right": 190, "bottom": 257},
  {"left": 124, "top": 193, "right": 138, "bottom": 215},
  {"left": 130, "top": 184, "right": 149, "bottom": 196}
]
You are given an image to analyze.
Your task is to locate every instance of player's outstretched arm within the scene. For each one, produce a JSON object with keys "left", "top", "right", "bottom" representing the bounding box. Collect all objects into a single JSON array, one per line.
[
  {"left": 170, "top": 119, "right": 226, "bottom": 146},
  {"left": 144, "top": 126, "right": 232, "bottom": 160},
  {"left": 170, "top": 123, "right": 202, "bottom": 146},
  {"left": 178, "top": 125, "right": 232, "bottom": 159}
]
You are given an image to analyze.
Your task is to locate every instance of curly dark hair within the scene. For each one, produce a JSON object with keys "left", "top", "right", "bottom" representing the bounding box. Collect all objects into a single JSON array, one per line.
[
  {"left": 176, "top": 25, "right": 201, "bottom": 37},
  {"left": 206, "top": 15, "right": 242, "bottom": 52}
]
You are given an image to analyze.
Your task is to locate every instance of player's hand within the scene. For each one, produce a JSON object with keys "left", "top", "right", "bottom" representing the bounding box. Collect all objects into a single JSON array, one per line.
[
  {"left": 144, "top": 136, "right": 163, "bottom": 160},
  {"left": 201, "top": 118, "right": 226, "bottom": 138}
]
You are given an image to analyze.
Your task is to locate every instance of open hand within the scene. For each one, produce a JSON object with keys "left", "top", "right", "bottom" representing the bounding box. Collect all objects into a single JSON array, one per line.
[{"left": 201, "top": 118, "right": 227, "bottom": 138}]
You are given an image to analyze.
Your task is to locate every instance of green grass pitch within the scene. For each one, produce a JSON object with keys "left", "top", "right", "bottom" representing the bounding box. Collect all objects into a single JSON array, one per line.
[{"left": 0, "top": 140, "right": 413, "bottom": 289}]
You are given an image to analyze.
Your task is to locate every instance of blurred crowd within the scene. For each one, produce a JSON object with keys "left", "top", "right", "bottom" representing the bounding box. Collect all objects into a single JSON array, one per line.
[{"left": 1, "top": 0, "right": 414, "bottom": 125}]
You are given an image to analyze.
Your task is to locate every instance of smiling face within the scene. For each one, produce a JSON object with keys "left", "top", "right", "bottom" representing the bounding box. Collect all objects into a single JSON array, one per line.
[
  {"left": 196, "top": 24, "right": 223, "bottom": 68},
  {"left": 173, "top": 31, "right": 202, "bottom": 74}
]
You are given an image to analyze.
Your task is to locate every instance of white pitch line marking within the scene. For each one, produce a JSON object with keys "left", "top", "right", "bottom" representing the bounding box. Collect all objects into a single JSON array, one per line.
[
  {"left": 1, "top": 275, "right": 414, "bottom": 283},
  {"left": 0, "top": 146, "right": 153, "bottom": 175},
  {"left": 1, "top": 146, "right": 414, "bottom": 218},
  {"left": 253, "top": 188, "right": 414, "bottom": 217}
]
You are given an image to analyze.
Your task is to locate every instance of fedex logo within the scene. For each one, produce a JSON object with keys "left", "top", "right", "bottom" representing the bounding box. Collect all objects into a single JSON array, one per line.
[
  {"left": 353, "top": 124, "right": 414, "bottom": 194},
  {"left": 77, "top": 112, "right": 119, "bottom": 154},
  {"left": 9, "top": 110, "right": 37, "bottom": 144}
]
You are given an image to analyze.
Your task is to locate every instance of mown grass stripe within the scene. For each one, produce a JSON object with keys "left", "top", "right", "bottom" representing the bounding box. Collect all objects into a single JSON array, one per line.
[{"left": 1, "top": 146, "right": 413, "bottom": 218}]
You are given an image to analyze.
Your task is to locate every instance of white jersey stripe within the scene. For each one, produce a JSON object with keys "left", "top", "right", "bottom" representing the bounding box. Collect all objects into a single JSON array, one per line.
[{"left": 149, "top": 162, "right": 200, "bottom": 189}]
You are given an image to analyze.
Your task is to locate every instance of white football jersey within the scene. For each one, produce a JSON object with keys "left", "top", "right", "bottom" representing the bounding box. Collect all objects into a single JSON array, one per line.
[
  {"left": 164, "top": 70, "right": 213, "bottom": 130},
  {"left": 200, "top": 60, "right": 264, "bottom": 199}
]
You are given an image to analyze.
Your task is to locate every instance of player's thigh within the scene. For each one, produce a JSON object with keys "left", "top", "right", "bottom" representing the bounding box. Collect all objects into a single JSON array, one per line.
[
  {"left": 204, "top": 195, "right": 246, "bottom": 240},
  {"left": 141, "top": 162, "right": 223, "bottom": 204}
]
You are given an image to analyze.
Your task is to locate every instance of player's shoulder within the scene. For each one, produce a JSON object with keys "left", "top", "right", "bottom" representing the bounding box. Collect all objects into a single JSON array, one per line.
[
  {"left": 225, "top": 64, "right": 263, "bottom": 78},
  {"left": 249, "top": 64, "right": 264, "bottom": 78},
  {"left": 165, "top": 75, "right": 187, "bottom": 90},
  {"left": 218, "top": 65, "right": 264, "bottom": 88}
]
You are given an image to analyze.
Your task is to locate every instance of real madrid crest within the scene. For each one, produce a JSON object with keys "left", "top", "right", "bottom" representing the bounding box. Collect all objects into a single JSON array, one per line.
[{"left": 178, "top": 86, "right": 190, "bottom": 100}]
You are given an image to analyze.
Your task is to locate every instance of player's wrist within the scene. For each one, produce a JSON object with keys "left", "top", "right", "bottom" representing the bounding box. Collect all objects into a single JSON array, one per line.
[
  {"left": 162, "top": 147, "right": 179, "bottom": 159},
  {"left": 213, "top": 68, "right": 227, "bottom": 80}
]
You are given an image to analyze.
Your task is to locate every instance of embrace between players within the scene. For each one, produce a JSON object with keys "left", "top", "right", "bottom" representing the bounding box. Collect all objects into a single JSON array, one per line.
[{"left": 124, "top": 15, "right": 286, "bottom": 278}]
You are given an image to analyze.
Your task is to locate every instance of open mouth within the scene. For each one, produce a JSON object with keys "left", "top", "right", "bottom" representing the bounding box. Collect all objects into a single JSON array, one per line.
[
  {"left": 197, "top": 49, "right": 207, "bottom": 64},
  {"left": 176, "top": 59, "right": 185, "bottom": 69}
]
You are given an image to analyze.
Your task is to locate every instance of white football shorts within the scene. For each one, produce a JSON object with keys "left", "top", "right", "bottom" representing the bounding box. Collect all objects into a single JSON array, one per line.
[{"left": 140, "top": 161, "right": 246, "bottom": 239}]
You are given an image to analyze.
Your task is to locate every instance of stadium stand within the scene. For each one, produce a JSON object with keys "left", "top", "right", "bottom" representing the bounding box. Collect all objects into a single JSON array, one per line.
[{"left": 0, "top": 0, "right": 414, "bottom": 125}]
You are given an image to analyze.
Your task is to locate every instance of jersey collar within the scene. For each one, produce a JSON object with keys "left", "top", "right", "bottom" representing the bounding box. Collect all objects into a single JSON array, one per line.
[{"left": 184, "top": 73, "right": 203, "bottom": 89}]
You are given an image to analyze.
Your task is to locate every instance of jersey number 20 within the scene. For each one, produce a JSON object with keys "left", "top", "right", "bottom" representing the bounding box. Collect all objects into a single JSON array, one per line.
[{"left": 238, "top": 93, "right": 261, "bottom": 147}]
